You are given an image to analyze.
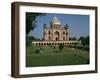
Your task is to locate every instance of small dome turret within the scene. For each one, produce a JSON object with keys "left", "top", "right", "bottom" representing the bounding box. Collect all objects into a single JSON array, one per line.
[{"left": 64, "top": 24, "right": 69, "bottom": 29}]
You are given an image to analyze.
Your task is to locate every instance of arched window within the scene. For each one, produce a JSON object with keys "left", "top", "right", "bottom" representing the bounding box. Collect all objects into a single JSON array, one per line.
[
  {"left": 54, "top": 31, "right": 59, "bottom": 41},
  {"left": 48, "top": 31, "right": 51, "bottom": 34},
  {"left": 49, "top": 36, "right": 51, "bottom": 40},
  {"left": 63, "top": 31, "right": 65, "bottom": 35},
  {"left": 54, "top": 31, "right": 59, "bottom": 35},
  {"left": 63, "top": 36, "right": 65, "bottom": 40},
  {"left": 41, "top": 43, "right": 43, "bottom": 45}
]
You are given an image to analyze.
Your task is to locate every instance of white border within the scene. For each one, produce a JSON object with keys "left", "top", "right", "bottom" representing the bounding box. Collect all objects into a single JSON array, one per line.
[{"left": 19, "top": 5, "right": 95, "bottom": 75}]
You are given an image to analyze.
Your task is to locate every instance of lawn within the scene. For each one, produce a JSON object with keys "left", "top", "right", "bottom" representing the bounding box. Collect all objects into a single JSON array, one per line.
[{"left": 26, "top": 45, "right": 89, "bottom": 67}]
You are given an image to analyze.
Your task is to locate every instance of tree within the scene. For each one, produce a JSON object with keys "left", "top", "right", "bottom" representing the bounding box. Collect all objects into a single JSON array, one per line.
[
  {"left": 26, "top": 12, "right": 45, "bottom": 35},
  {"left": 85, "top": 36, "right": 89, "bottom": 45},
  {"left": 26, "top": 36, "right": 32, "bottom": 46},
  {"left": 78, "top": 36, "right": 89, "bottom": 46},
  {"left": 59, "top": 43, "right": 64, "bottom": 52},
  {"left": 26, "top": 13, "right": 45, "bottom": 46},
  {"left": 26, "top": 36, "right": 40, "bottom": 46},
  {"left": 78, "top": 36, "right": 85, "bottom": 46},
  {"left": 69, "top": 37, "right": 77, "bottom": 40}
]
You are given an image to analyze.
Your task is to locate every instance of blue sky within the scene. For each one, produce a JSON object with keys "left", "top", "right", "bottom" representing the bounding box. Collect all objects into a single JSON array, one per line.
[{"left": 28, "top": 13, "right": 89, "bottom": 39}]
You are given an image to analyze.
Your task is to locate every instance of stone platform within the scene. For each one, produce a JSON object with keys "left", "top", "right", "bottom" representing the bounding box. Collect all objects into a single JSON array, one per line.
[{"left": 32, "top": 40, "right": 81, "bottom": 45}]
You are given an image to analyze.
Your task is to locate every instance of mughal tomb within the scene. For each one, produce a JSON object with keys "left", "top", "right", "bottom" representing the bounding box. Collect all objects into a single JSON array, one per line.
[{"left": 32, "top": 16, "right": 80, "bottom": 45}]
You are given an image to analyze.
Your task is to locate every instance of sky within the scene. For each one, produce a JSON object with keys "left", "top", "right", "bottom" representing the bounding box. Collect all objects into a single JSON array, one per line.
[{"left": 28, "top": 13, "right": 89, "bottom": 40}]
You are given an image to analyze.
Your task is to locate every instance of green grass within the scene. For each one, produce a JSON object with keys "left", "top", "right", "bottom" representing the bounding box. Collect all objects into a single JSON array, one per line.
[{"left": 26, "top": 45, "right": 89, "bottom": 67}]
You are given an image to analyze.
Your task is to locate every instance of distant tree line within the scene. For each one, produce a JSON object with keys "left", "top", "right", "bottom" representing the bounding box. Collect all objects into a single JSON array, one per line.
[
  {"left": 69, "top": 36, "right": 89, "bottom": 46},
  {"left": 68, "top": 36, "right": 90, "bottom": 51},
  {"left": 69, "top": 37, "right": 77, "bottom": 40}
]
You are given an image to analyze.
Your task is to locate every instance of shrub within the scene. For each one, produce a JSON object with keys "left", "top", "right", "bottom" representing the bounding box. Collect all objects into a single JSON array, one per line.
[{"left": 59, "top": 43, "right": 64, "bottom": 52}]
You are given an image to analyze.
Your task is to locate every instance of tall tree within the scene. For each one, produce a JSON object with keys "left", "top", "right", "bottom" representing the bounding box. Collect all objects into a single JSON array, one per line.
[
  {"left": 26, "top": 13, "right": 45, "bottom": 46},
  {"left": 26, "top": 12, "right": 45, "bottom": 35}
]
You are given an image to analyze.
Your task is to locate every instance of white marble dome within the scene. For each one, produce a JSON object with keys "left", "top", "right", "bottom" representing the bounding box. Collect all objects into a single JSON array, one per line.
[{"left": 51, "top": 16, "right": 61, "bottom": 25}]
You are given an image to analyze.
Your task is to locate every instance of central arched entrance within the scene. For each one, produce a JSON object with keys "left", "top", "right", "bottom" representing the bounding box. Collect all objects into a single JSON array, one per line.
[{"left": 54, "top": 31, "right": 59, "bottom": 41}]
